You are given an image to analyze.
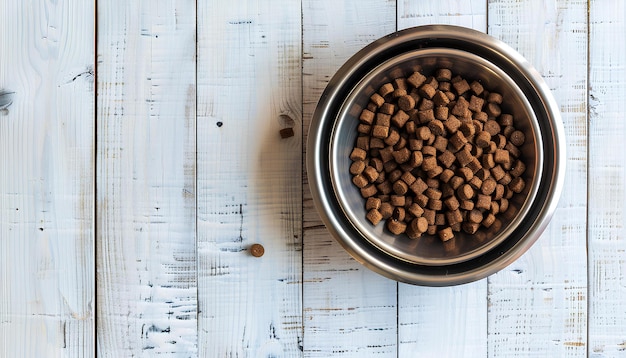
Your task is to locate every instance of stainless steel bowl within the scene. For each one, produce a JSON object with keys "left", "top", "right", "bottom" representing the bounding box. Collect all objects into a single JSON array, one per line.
[{"left": 307, "top": 25, "right": 565, "bottom": 286}]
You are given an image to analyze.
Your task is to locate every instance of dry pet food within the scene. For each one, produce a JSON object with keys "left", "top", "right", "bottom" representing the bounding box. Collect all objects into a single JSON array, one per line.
[{"left": 350, "top": 67, "right": 528, "bottom": 244}]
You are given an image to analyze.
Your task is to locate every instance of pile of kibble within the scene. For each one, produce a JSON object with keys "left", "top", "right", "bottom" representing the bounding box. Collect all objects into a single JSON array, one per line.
[{"left": 349, "top": 68, "right": 527, "bottom": 242}]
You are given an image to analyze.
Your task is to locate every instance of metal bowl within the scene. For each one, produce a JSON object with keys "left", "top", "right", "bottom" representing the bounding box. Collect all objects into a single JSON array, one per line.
[{"left": 307, "top": 25, "right": 565, "bottom": 286}]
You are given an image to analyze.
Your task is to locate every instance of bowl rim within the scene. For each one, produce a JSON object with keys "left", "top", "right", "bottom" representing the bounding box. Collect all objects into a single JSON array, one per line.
[{"left": 306, "top": 24, "right": 566, "bottom": 286}]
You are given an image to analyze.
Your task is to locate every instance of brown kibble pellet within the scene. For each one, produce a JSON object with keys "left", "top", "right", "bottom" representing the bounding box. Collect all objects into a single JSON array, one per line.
[
  {"left": 380, "top": 202, "right": 394, "bottom": 219},
  {"left": 414, "top": 193, "right": 429, "bottom": 208},
  {"left": 509, "top": 176, "right": 526, "bottom": 193},
  {"left": 397, "top": 95, "right": 416, "bottom": 111},
  {"left": 350, "top": 160, "right": 366, "bottom": 175},
  {"left": 459, "top": 199, "right": 475, "bottom": 211},
  {"left": 458, "top": 167, "right": 474, "bottom": 181},
  {"left": 427, "top": 166, "right": 443, "bottom": 178},
  {"left": 421, "top": 156, "right": 438, "bottom": 171},
  {"left": 352, "top": 175, "right": 368, "bottom": 188},
  {"left": 356, "top": 136, "right": 370, "bottom": 151},
  {"left": 487, "top": 92, "right": 503, "bottom": 104},
  {"left": 440, "top": 168, "right": 455, "bottom": 183},
  {"left": 438, "top": 227, "right": 455, "bottom": 242},
  {"left": 393, "top": 180, "right": 409, "bottom": 195},
  {"left": 390, "top": 195, "right": 406, "bottom": 207},
  {"left": 446, "top": 209, "right": 463, "bottom": 225},
  {"left": 484, "top": 120, "right": 501, "bottom": 136},
  {"left": 408, "top": 203, "right": 424, "bottom": 218},
  {"left": 360, "top": 184, "right": 378, "bottom": 198},
  {"left": 452, "top": 79, "right": 470, "bottom": 95},
  {"left": 476, "top": 194, "right": 492, "bottom": 210},
  {"left": 470, "top": 81, "right": 484, "bottom": 96},
  {"left": 468, "top": 209, "right": 483, "bottom": 224},
  {"left": 370, "top": 137, "right": 385, "bottom": 149},
  {"left": 363, "top": 166, "right": 379, "bottom": 182},
  {"left": 388, "top": 169, "right": 403, "bottom": 183},
  {"left": 387, "top": 219, "right": 407, "bottom": 235},
  {"left": 407, "top": 71, "right": 427, "bottom": 88},
  {"left": 372, "top": 125, "right": 389, "bottom": 139},
  {"left": 449, "top": 131, "right": 468, "bottom": 151},
  {"left": 435, "top": 213, "right": 446, "bottom": 226},
  {"left": 422, "top": 209, "right": 436, "bottom": 225},
  {"left": 482, "top": 213, "right": 496, "bottom": 228},
  {"left": 419, "top": 84, "right": 437, "bottom": 99},
  {"left": 455, "top": 148, "right": 473, "bottom": 167},
  {"left": 485, "top": 102, "right": 502, "bottom": 117},
  {"left": 359, "top": 109, "right": 375, "bottom": 124},
  {"left": 510, "top": 159, "right": 526, "bottom": 177},
  {"left": 391, "top": 110, "right": 410, "bottom": 128},
  {"left": 467, "top": 157, "right": 482, "bottom": 174},
  {"left": 376, "top": 180, "right": 393, "bottom": 195},
  {"left": 463, "top": 222, "right": 480, "bottom": 234},
  {"left": 499, "top": 198, "right": 509, "bottom": 213},
  {"left": 491, "top": 165, "right": 505, "bottom": 181},
  {"left": 468, "top": 95, "right": 485, "bottom": 113},
  {"left": 384, "top": 129, "right": 400, "bottom": 146},
  {"left": 449, "top": 176, "right": 464, "bottom": 190},
  {"left": 444, "top": 115, "right": 462, "bottom": 134},
  {"left": 422, "top": 145, "right": 437, "bottom": 157},
  {"left": 427, "top": 225, "right": 438, "bottom": 236},
  {"left": 392, "top": 147, "right": 411, "bottom": 164},
  {"left": 366, "top": 209, "right": 383, "bottom": 225},
  {"left": 510, "top": 130, "right": 525, "bottom": 146},
  {"left": 418, "top": 109, "right": 436, "bottom": 124},
  {"left": 481, "top": 178, "right": 497, "bottom": 195},
  {"left": 428, "top": 119, "right": 445, "bottom": 136},
  {"left": 451, "top": 96, "right": 470, "bottom": 117},
  {"left": 410, "top": 177, "right": 429, "bottom": 195},
  {"left": 482, "top": 153, "right": 495, "bottom": 168},
  {"left": 473, "top": 111, "right": 488, "bottom": 122},
  {"left": 415, "top": 126, "right": 432, "bottom": 140},
  {"left": 410, "top": 216, "right": 429, "bottom": 234},
  {"left": 392, "top": 88, "right": 407, "bottom": 98},
  {"left": 393, "top": 207, "right": 406, "bottom": 222},
  {"left": 379, "top": 83, "right": 394, "bottom": 97},
  {"left": 468, "top": 176, "right": 483, "bottom": 190},
  {"left": 490, "top": 201, "right": 500, "bottom": 216},
  {"left": 370, "top": 93, "right": 385, "bottom": 107},
  {"left": 376, "top": 113, "right": 391, "bottom": 126},
  {"left": 366, "top": 197, "right": 382, "bottom": 211},
  {"left": 436, "top": 68, "right": 452, "bottom": 81},
  {"left": 458, "top": 184, "right": 474, "bottom": 200},
  {"left": 437, "top": 150, "right": 456, "bottom": 168},
  {"left": 504, "top": 142, "right": 521, "bottom": 158},
  {"left": 250, "top": 243, "right": 265, "bottom": 257},
  {"left": 433, "top": 91, "right": 451, "bottom": 107},
  {"left": 357, "top": 124, "right": 371, "bottom": 134},
  {"left": 494, "top": 148, "right": 510, "bottom": 164},
  {"left": 425, "top": 187, "right": 443, "bottom": 200},
  {"left": 475, "top": 131, "right": 491, "bottom": 148},
  {"left": 350, "top": 147, "right": 367, "bottom": 161}
]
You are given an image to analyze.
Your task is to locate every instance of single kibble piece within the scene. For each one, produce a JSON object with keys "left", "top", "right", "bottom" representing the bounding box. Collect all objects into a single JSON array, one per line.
[
  {"left": 452, "top": 79, "right": 470, "bottom": 95},
  {"left": 350, "top": 160, "right": 366, "bottom": 175},
  {"left": 250, "top": 243, "right": 265, "bottom": 257},
  {"left": 366, "top": 197, "right": 382, "bottom": 210},
  {"left": 379, "top": 83, "right": 395, "bottom": 97},
  {"left": 487, "top": 92, "right": 503, "bottom": 104},
  {"left": 393, "top": 180, "right": 409, "bottom": 195},
  {"left": 475, "top": 131, "right": 491, "bottom": 148},
  {"left": 397, "top": 95, "right": 416, "bottom": 111},
  {"left": 468, "top": 95, "right": 485, "bottom": 112},
  {"left": 476, "top": 194, "right": 492, "bottom": 210},
  {"left": 350, "top": 147, "right": 367, "bottom": 161},
  {"left": 407, "top": 71, "right": 427, "bottom": 88},
  {"left": 363, "top": 166, "right": 379, "bottom": 182},
  {"left": 482, "top": 213, "right": 496, "bottom": 228},
  {"left": 372, "top": 125, "right": 389, "bottom": 139},
  {"left": 427, "top": 119, "right": 445, "bottom": 136},
  {"left": 470, "top": 81, "right": 484, "bottom": 96},
  {"left": 366, "top": 209, "right": 383, "bottom": 225},
  {"left": 387, "top": 219, "right": 407, "bottom": 235},
  {"left": 438, "top": 227, "right": 455, "bottom": 242},
  {"left": 360, "top": 184, "right": 378, "bottom": 198},
  {"left": 352, "top": 175, "right": 368, "bottom": 188},
  {"left": 418, "top": 109, "right": 436, "bottom": 123},
  {"left": 393, "top": 207, "right": 406, "bottom": 222},
  {"left": 421, "top": 156, "right": 438, "bottom": 171},
  {"left": 392, "top": 147, "right": 411, "bottom": 164},
  {"left": 481, "top": 178, "right": 497, "bottom": 195},
  {"left": 484, "top": 120, "right": 501, "bottom": 136},
  {"left": 418, "top": 84, "right": 437, "bottom": 99},
  {"left": 509, "top": 177, "right": 526, "bottom": 193},
  {"left": 421, "top": 145, "right": 437, "bottom": 157},
  {"left": 359, "top": 109, "right": 375, "bottom": 124},
  {"left": 370, "top": 93, "right": 385, "bottom": 107},
  {"left": 509, "top": 130, "right": 526, "bottom": 146},
  {"left": 435, "top": 68, "right": 452, "bottom": 81},
  {"left": 485, "top": 102, "right": 502, "bottom": 117},
  {"left": 379, "top": 202, "right": 394, "bottom": 219},
  {"left": 391, "top": 110, "right": 410, "bottom": 128},
  {"left": 438, "top": 150, "right": 456, "bottom": 168},
  {"left": 380, "top": 103, "right": 395, "bottom": 115},
  {"left": 494, "top": 148, "right": 510, "bottom": 164},
  {"left": 411, "top": 216, "right": 429, "bottom": 234},
  {"left": 458, "top": 184, "right": 474, "bottom": 200}
]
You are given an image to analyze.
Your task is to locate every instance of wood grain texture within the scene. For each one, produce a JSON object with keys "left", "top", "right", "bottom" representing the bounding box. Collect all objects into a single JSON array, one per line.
[
  {"left": 302, "top": 1, "right": 398, "bottom": 356},
  {"left": 0, "top": 0, "right": 95, "bottom": 356},
  {"left": 196, "top": 1, "right": 302, "bottom": 356},
  {"left": 96, "top": 1, "right": 197, "bottom": 355},
  {"left": 487, "top": 0, "right": 588, "bottom": 356},
  {"left": 396, "top": 2, "right": 489, "bottom": 356},
  {"left": 588, "top": 1, "right": 626, "bottom": 356}
]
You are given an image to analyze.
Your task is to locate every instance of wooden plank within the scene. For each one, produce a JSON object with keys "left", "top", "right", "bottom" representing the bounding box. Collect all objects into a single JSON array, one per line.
[
  {"left": 588, "top": 1, "right": 626, "bottom": 356},
  {"left": 302, "top": 1, "right": 398, "bottom": 356},
  {"left": 0, "top": 1, "right": 95, "bottom": 356},
  {"left": 196, "top": 1, "right": 302, "bottom": 356},
  {"left": 487, "top": 0, "right": 588, "bottom": 356},
  {"left": 396, "top": 3, "right": 488, "bottom": 356},
  {"left": 96, "top": 1, "right": 197, "bottom": 355}
]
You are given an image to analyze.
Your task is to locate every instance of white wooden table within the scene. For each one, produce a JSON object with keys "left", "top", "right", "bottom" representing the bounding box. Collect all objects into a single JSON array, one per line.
[{"left": 1, "top": 0, "right": 623, "bottom": 356}]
